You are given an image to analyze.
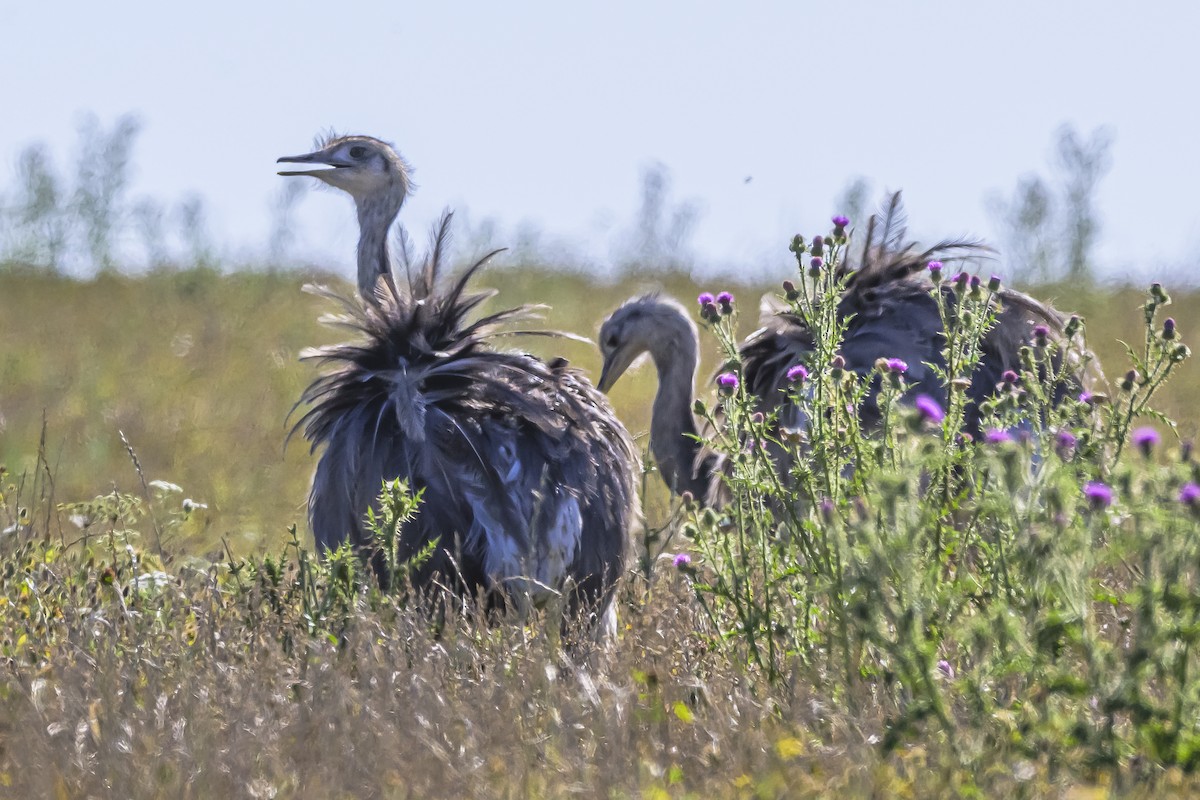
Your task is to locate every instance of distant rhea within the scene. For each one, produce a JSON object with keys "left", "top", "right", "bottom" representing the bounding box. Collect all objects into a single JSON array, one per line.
[
  {"left": 598, "top": 192, "right": 1091, "bottom": 504},
  {"left": 278, "top": 135, "right": 640, "bottom": 628}
]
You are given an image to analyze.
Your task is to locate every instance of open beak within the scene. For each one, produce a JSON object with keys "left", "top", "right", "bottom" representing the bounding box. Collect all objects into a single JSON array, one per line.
[{"left": 277, "top": 148, "right": 348, "bottom": 177}]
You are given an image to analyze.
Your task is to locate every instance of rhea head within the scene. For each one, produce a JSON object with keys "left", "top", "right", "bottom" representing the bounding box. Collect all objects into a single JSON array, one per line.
[
  {"left": 278, "top": 134, "right": 413, "bottom": 299},
  {"left": 597, "top": 295, "right": 697, "bottom": 393}
]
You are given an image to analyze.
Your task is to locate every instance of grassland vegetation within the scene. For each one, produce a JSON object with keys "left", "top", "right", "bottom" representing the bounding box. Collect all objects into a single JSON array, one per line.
[{"left": 3, "top": 123, "right": 1200, "bottom": 795}]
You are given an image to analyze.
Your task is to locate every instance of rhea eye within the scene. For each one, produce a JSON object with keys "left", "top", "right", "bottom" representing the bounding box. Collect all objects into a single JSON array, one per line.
[
  {"left": 604, "top": 334, "right": 619, "bottom": 349},
  {"left": 349, "top": 145, "right": 367, "bottom": 159}
]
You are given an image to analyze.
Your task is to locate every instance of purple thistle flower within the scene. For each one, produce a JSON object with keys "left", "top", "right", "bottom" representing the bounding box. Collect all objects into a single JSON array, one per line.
[
  {"left": 716, "top": 290, "right": 734, "bottom": 305},
  {"left": 884, "top": 358, "right": 908, "bottom": 374},
  {"left": 673, "top": 552, "right": 692, "bottom": 569},
  {"left": 984, "top": 429, "right": 1013, "bottom": 444},
  {"left": 1032, "top": 324, "right": 1050, "bottom": 339},
  {"left": 697, "top": 292, "right": 714, "bottom": 306},
  {"left": 1079, "top": 390, "right": 1094, "bottom": 404},
  {"left": 717, "top": 372, "right": 739, "bottom": 395},
  {"left": 1001, "top": 370, "right": 1020, "bottom": 386},
  {"left": 988, "top": 275, "right": 1003, "bottom": 292},
  {"left": 1179, "top": 483, "right": 1200, "bottom": 507},
  {"left": 819, "top": 497, "right": 835, "bottom": 522},
  {"left": 1084, "top": 481, "right": 1115, "bottom": 509},
  {"left": 914, "top": 394, "right": 945, "bottom": 424},
  {"left": 1164, "top": 317, "right": 1178, "bottom": 339},
  {"left": 786, "top": 364, "right": 809, "bottom": 383},
  {"left": 936, "top": 660, "right": 955, "bottom": 679},
  {"left": 810, "top": 256, "right": 824, "bottom": 269},
  {"left": 928, "top": 261, "right": 943, "bottom": 272},
  {"left": 832, "top": 214, "right": 850, "bottom": 228},
  {"left": 1132, "top": 426, "right": 1160, "bottom": 458},
  {"left": 1056, "top": 429, "right": 1078, "bottom": 453}
]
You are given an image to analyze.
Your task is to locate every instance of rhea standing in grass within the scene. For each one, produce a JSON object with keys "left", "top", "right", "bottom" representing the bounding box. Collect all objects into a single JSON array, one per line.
[
  {"left": 597, "top": 194, "right": 1092, "bottom": 505},
  {"left": 278, "top": 134, "right": 639, "bottom": 630}
]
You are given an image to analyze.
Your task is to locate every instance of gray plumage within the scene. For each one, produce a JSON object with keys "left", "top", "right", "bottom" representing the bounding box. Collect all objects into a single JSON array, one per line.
[
  {"left": 599, "top": 192, "right": 1092, "bottom": 504},
  {"left": 279, "top": 135, "right": 639, "bottom": 625}
]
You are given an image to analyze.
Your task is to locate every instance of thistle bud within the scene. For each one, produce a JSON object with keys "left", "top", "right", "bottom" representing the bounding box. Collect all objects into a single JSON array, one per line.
[
  {"left": 789, "top": 234, "right": 806, "bottom": 254},
  {"left": 830, "top": 354, "right": 845, "bottom": 379},
  {"left": 1055, "top": 429, "right": 1077, "bottom": 459},
  {"left": 1120, "top": 369, "right": 1138, "bottom": 392},
  {"left": 808, "top": 256, "right": 823, "bottom": 278},
  {"left": 1180, "top": 483, "right": 1200, "bottom": 511},
  {"left": 952, "top": 271, "right": 969, "bottom": 295},
  {"left": 717, "top": 372, "right": 739, "bottom": 396},
  {"left": 928, "top": 261, "right": 944, "bottom": 282},
  {"left": 1151, "top": 282, "right": 1170, "bottom": 304},
  {"left": 810, "top": 235, "right": 824, "bottom": 258},
  {"left": 987, "top": 274, "right": 1003, "bottom": 292},
  {"left": 1032, "top": 324, "right": 1050, "bottom": 348},
  {"left": 1132, "top": 427, "right": 1160, "bottom": 459},
  {"left": 968, "top": 275, "right": 984, "bottom": 301},
  {"left": 782, "top": 279, "right": 799, "bottom": 301},
  {"left": 786, "top": 364, "right": 808, "bottom": 384},
  {"left": 1065, "top": 315, "right": 1083, "bottom": 337},
  {"left": 1163, "top": 317, "right": 1177, "bottom": 340},
  {"left": 716, "top": 291, "right": 734, "bottom": 315}
]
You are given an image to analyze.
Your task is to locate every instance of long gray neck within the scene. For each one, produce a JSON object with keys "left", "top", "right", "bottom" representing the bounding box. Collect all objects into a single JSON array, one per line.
[
  {"left": 647, "top": 317, "right": 710, "bottom": 499},
  {"left": 354, "top": 187, "right": 406, "bottom": 300}
]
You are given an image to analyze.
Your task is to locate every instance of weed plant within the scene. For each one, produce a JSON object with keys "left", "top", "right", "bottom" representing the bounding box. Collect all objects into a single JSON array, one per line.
[{"left": 680, "top": 218, "right": 1198, "bottom": 788}]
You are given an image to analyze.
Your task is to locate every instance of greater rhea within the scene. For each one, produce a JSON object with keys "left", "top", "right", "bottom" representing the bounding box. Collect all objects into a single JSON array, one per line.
[
  {"left": 279, "top": 134, "right": 640, "bottom": 628},
  {"left": 598, "top": 193, "right": 1089, "bottom": 504}
]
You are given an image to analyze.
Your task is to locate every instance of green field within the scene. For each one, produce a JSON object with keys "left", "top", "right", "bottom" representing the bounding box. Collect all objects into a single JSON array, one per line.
[
  {"left": 4, "top": 262, "right": 1200, "bottom": 797},
  {"left": 2, "top": 265, "right": 1196, "bottom": 554}
]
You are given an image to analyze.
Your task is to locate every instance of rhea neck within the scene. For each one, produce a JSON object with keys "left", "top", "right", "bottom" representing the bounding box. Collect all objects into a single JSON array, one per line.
[
  {"left": 643, "top": 309, "right": 709, "bottom": 498},
  {"left": 352, "top": 182, "right": 408, "bottom": 300}
]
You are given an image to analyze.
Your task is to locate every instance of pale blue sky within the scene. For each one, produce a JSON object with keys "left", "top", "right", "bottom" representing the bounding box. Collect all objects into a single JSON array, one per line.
[{"left": 3, "top": 1, "right": 1198, "bottom": 280}]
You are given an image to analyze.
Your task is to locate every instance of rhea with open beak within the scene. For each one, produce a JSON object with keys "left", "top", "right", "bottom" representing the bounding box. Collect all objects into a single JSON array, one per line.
[{"left": 277, "top": 135, "right": 413, "bottom": 300}]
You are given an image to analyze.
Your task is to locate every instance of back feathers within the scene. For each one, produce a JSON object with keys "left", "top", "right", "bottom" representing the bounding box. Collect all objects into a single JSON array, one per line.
[
  {"left": 740, "top": 191, "right": 1091, "bottom": 436},
  {"left": 295, "top": 213, "right": 639, "bottom": 614}
]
